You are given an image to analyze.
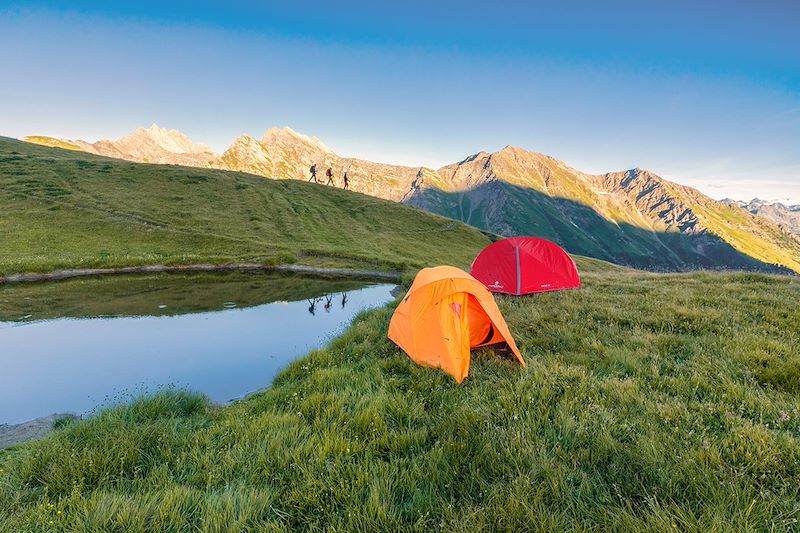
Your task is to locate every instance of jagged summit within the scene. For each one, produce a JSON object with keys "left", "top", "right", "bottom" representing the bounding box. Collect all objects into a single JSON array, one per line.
[
  {"left": 260, "top": 126, "right": 331, "bottom": 153},
  {"left": 619, "top": 167, "right": 660, "bottom": 180},
  {"left": 739, "top": 198, "right": 800, "bottom": 236},
  {"left": 493, "top": 146, "right": 580, "bottom": 177},
  {"left": 229, "top": 133, "right": 260, "bottom": 145},
  {"left": 498, "top": 144, "right": 546, "bottom": 157},
  {"left": 118, "top": 123, "right": 215, "bottom": 156},
  {"left": 23, "top": 123, "right": 218, "bottom": 167}
]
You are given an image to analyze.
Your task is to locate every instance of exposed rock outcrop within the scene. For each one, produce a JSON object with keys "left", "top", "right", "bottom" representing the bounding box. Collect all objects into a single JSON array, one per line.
[
  {"left": 26, "top": 124, "right": 217, "bottom": 167},
  {"left": 735, "top": 198, "right": 800, "bottom": 236}
]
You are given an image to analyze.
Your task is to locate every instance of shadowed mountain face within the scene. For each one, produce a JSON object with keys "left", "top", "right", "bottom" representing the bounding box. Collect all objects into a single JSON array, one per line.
[
  {"left": 423, "top": 148, "right": 800, "bottom": 273},
  {"left": 409, "top": 181, "right": 792, "bottom": 273},
  {"left": 24, "top": 127, "right": 800, "bottom": 273}
]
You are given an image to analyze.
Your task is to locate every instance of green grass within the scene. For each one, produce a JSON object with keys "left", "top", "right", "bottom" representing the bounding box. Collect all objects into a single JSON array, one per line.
[
  {"left": 2, "top": 136, "right": 799, "bottom": 530},
  {"left": 0, "top": 137, "right": 489, "bottom": 276},
  {"left": 20, "top": 136, "right": 83, "bottom": 152},
  {"left": 695, "top": 201, "right": 800, "bottom": 273},
  {"left": 2, "top": 264, "right": 798, "bottom": 531}
]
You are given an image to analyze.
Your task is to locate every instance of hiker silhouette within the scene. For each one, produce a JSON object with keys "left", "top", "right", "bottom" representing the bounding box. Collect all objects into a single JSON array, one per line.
[
  {"left": 325, "top": 167, "right": 334, "bottom": 186},
  {"left": 309, "top": 164, "right": 317, "bottom": 182},
  {"left": 413, "top": 168, "right": 424, "bottom": 189},
  {"left": 341, "top": 292, "right": 348, "bottom": 308},
  {"left": 307, "top": 298, "right": 317, "bottom": 315},
  {"left": 343, "top": 172, "right": 350, "bottom": 190},
  {"left": 324, "top": 295, "right": 333, "bottom": 312}
]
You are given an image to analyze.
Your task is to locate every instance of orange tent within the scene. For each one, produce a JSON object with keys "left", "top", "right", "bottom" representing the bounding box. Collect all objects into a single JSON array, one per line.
[{"left": 388, "top": 266, "right": 525, "bottom": 383}]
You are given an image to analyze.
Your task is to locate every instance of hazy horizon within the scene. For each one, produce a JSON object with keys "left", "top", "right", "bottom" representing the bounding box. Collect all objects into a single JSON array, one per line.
[{"left": 1, "top": 1, "right": 798, "bottom": 203}]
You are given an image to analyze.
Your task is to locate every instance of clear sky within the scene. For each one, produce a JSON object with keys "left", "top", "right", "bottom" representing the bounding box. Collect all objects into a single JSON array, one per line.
[{"left": 1, "top": 1, "right": 798, "bottom": 203}]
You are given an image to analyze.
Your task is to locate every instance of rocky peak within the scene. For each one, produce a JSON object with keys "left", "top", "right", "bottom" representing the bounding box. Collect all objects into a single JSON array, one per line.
[
  {"left": 120, "top": 123, "right": 215, "bottom": 155},
  {"left": 741, "top": 198, "right": 799, "bottom": 211},
  {"left": 260, "top": 126, "right": 331, "bottom": 153},
  {"left": 498, "top": 144, "right": 544, "bottom": 159},
  {"left": 437, "top": 151, "right": 497, "bottom": 189},
  {"left": 739, "top": 198, "right": 800, "bottom": 236},
  {"left": 609, "top": 167, "right": 658, "bottom": 188},
  {"left": 452, "top": 151, "right": 490, "bottom": 166},
  {"left": 217, "top": 134, "right": 272, "bottom": 175},
  {"left": 498, "top": 145, "right": 523, "bottom": 155},
  {"left": 600, "top": 168, "right": 703, "bottom": 233},
  {"left": 496, "top": 145, "right": 568, "bottom": 167},
  {"left": 227, "top": 134, "right": 261, "bottom": 150}
]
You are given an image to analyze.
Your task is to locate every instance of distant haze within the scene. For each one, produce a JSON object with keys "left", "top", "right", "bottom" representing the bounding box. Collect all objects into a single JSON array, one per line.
[{"left": 1, "top": 2, "right": 798, "bottom": 203}]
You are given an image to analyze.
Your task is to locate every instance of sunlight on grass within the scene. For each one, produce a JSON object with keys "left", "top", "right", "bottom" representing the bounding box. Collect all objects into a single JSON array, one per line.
[
  {"left": 1, "top": 265, "right": 798, "bottom": 531},
  {"left": 0, "top": 137, "right": 490, "bottom": 276}
]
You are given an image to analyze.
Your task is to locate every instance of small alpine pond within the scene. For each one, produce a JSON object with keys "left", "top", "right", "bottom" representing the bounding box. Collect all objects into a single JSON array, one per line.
[{"left": 0, "top": 271, "right": 396, "bottom": 424}]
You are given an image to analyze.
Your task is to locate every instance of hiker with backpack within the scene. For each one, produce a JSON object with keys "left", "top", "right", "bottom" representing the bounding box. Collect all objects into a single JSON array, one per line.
[
  {"left": 325, "top": 167, "right": 334, "bottom": 186},
  {"left": 309, "top": 163, "right": 317, "bottom": 182},
  {"left": 414, "top": 168, "right": 424, "bottom": 188},
  {"left": 343, "top": 172, "right": 350, "bottom": 190}
]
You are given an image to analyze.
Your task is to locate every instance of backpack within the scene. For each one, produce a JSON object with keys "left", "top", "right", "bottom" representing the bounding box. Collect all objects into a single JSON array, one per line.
[{"left": 326, "top": 168, "right": 332, "bottom": 177}]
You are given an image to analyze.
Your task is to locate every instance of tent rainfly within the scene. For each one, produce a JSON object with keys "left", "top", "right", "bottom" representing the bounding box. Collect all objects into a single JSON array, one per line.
[
  {"left": 471, "top": 236, "right": 581, "bottom": 295},
  {"left": 388, "top": 266, "right": 525, "bottom": 383}
]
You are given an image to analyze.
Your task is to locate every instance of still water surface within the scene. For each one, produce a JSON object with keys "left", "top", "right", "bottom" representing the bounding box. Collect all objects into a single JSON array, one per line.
[{"left": 0, "top": 272, "right": 395, "bottom": 424}]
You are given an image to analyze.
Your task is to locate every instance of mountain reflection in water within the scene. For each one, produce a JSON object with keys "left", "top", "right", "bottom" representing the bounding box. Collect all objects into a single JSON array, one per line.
[{"left": 0, "top": 272, "right": 396, "bottom": 424}]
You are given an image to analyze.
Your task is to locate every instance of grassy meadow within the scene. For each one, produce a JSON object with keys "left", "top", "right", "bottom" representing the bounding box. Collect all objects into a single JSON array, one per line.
[
  {"left": 1, "top": 263, "right": 798, "bottom": 531},
  {"left": 1, "top": 138, "right": 799, "bottom": 531},
  {"left": 0, "top": 137, "right": 489, "bottom": 276}
]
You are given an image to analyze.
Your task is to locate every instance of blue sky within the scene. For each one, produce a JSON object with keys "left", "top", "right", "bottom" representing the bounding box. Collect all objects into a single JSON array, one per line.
[{"left": 1, "top": 1, "right": 798, "bottom": 202}]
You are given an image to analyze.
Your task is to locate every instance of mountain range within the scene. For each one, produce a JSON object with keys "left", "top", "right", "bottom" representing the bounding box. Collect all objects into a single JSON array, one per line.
[
  {"left": 727, "top": 198, "right": 800, "bottom": 237},
  {"left": 24, "top": 125, "right": 800, "bottom": 274}
]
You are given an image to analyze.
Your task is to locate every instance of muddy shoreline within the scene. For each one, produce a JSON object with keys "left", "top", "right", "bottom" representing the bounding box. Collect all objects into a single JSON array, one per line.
[{"left": 0, "top": 263, "right": 402, "bottom": 284}]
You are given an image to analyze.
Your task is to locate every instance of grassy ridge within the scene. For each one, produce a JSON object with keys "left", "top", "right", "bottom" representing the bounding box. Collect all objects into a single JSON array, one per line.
[
  {"left": 686, "top": 193, "right": 800, "bottom": 273},
  {"left": 2, "top": 135, "right": 799, "bottom": 530},
  {"left": 0, "top": 137, "right": 489, "bottom": 275},
  {"left": 2, "top": 265, "right": 798, "bottom": 531},
  {"left": 19, "top": 136, "right": 84, "bottom": 152}
]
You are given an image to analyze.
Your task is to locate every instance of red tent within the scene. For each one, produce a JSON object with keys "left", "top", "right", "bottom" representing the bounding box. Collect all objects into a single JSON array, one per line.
[{"left": 470, "top": 237, "right": 580, "bottom": 295}]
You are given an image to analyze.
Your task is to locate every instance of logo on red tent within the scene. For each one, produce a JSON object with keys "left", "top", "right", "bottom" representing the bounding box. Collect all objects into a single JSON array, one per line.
[{"left": 471, "top": 236, "right": 581, "bottom": 295}]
